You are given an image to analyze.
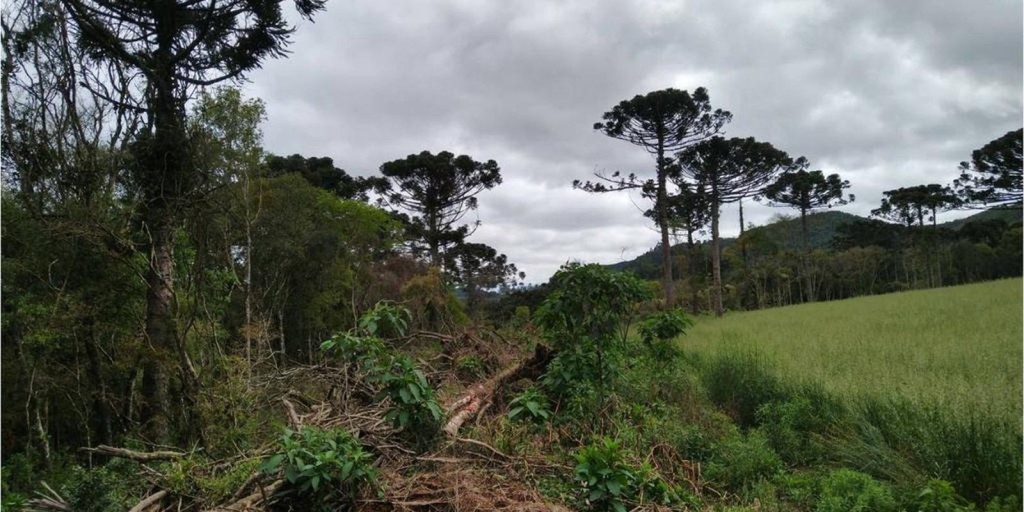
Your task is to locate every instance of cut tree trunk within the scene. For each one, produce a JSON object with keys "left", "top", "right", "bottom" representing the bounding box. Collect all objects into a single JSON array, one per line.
[{"left": 443, "top": 344, "right": 554, "bottom": 436}]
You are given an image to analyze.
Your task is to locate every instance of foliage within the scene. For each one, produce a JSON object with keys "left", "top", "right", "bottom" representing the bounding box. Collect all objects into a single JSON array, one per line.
[
  {"left": 261, "top": 426, "right": 376, "bottom": 501},
  {"left": 815, "top": 469, "right": 896, "bottom": 512},
  {"left": 265, "top": 153, "right": 385, "bottom": 201},
  {"left": 573, "top": 438, "right": 679, "bottom": 512},
  {"left": 700, "top": 351, "right": 783, "bottom": 427},
  {"left": 705, "top": 430, "right": 784, "bottom": 491},
  {"left": 535, "top": 263, "right": 651, "bottom": 414},
  {"left": 579, "top": 87, "right": 732, "bottom": 304},
  {"left": 954, "top": 128, "right": 1023, "bottom": 208},
  {"left": 507, "top": 387, "right": 552, "bottom": 423},
  {"left": 637, "top": 309, "right": 693, "bottom": 359},
  {"left": 52, "top": 459, "right": 148, "bottom": 512},
  {"left": 872, "top": 184, "right": 959, "bottom": 226},
  {"left": 378, "top": 150, "right": 503, "bottom": 268},
  {"left": 358, "top": 301, "right": 412, "bottom": 339},
  {"left": 375, "top": 356, "right": 444, "bottom": 436}
]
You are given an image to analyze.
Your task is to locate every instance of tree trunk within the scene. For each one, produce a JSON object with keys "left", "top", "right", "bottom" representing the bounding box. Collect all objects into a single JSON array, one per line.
[
  {"left": 142, "top": 216, "right": 175, "bottom": 443},
  {"left": 655, "top": 147, "right": 675, "bottom": 306},
  {"left": 687, "top": 229, "right": 699, "bottom": 315},
  {"left": 800, "top": 207, "right": 814, "bottom": 302},
  {"left": 711, "top": 201, "right": 723, "bottom": 317},
  {"left": 739, "top": 199, "right": 748, "bottom": 266}
]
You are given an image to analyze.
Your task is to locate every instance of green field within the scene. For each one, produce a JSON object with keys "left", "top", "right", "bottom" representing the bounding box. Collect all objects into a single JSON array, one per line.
[{"left": 683, "top": 278, "right": 1023, "bottom": 426}]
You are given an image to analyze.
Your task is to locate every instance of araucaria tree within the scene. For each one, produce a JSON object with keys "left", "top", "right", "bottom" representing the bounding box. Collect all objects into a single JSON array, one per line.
[
  {"left": 953, "top": 128, "right": 1022, "bottom": 208},
  {"left": 676, "top": 136, "right": 793, "bottom": 316},
  {"left": 764, "top": 168, "right": 853, "bottom": 250},
  {"left": 873, "top": 184, "right": 959, "bottom": 227},
  {"left": 61, "top": 0, "right": 326, "bottom": 441},
  {"left": 579, "top": 88, "right": 731, "bottom": 306},
  {"left": 763, "top": 168, "right": 853, "bottom": 301},
  {"left": 378, "top": 150, "right": 502, "bottom": 269}
]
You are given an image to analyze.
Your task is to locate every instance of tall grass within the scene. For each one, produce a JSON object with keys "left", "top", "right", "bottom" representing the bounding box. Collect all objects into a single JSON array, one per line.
[
  {"left": 683, "top": 279, "right": 1023, "bottom": 505},
  {"left": 684, "top": 278, "right": 1022, "bottom": 427}
]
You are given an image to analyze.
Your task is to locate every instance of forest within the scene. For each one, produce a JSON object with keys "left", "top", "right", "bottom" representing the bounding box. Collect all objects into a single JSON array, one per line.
[{"left": 1, "top": 0, "right": 1021, "bottom": 511}]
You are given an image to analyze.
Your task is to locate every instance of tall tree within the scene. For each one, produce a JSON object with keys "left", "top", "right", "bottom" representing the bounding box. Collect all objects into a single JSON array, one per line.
[
  {"left": 953, "top": 128, "right": 1022, "bottom": 208},
  {"left": 763, "top": 167, "right": 853, "bottom": 301},
  {"left": 378, "top": 150, "right": 502, "bottom": 269},
  {"left": 61, "top": 0, "right": 326, "bottom": 442},
  {"left": 656, "top": 179, "right": 712, "bottom": 313},
  {"left": 578, "top": 88, "right": 731, "bottom": 306},
  {"left": 676, "top": 136, "right": 793, "bottom": 316},
  {"left": 447, "top": 242, "right": 523, "bottom": 314},
  {"left": 764, "top": 168, "right": 853, "bottom": 250},
  {"left": 266, "top": 154, "right": 385, "bottom": 201},
  {"left": 873, "top": 184, "right": 958, "bottom": 227}
]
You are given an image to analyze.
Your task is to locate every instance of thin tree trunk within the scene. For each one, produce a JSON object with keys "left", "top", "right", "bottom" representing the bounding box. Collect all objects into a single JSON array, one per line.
[
  {"left": 656, "top": 151, "right": 675, "bottom": 306},
  {"left": 739, "top": 199, "right": 748, "bottom": 266},
  {"left": 687, "top": 230, "right": 699, "bottom": 315},
  {"left": 710, "top": 201, "right": 723, "bottom": 317}
]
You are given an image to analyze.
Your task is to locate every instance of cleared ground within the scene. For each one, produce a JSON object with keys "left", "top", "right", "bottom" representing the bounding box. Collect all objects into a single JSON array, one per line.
[{"left": 684, "top": 278, "right": 1023, "bottom": 426}]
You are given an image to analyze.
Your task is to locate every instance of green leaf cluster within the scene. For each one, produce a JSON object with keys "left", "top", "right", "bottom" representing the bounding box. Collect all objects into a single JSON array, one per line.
[
  {"left": 261, "top": 426, "right": 376, "bottom": 499},
  {"left": 574, "top": 438, "right": 679, "bottom": 512},
  {"left": 507, "top": 387, "right": 552, "bottom": 423}
]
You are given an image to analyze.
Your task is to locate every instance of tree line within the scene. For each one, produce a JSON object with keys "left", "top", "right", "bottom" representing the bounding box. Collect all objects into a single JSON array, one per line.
[
  {"left": 1, "top": 0, "right": 520, "bottom": 461},
  {"left": 575, "top": 88, "right": 1021, "bottom": 316}
]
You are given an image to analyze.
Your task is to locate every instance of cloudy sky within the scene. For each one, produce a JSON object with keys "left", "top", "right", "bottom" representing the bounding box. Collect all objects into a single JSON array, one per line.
[{"left": 244, "top": 0, "right": 1022, "bottom": 283}]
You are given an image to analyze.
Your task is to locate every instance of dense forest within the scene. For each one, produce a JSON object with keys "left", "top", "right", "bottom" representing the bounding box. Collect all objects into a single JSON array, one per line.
[{"left": 1, "top": 0, "right": 1021, "bottom": 511}]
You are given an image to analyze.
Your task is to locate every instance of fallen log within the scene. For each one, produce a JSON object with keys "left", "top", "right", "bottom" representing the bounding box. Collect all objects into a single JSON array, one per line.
[
  {"left": 443, "top": 344, "right": 553, "bottom": 436},
  {"left": 204, "top": 479, "right": 284, "bottom": 511},
  {"left": 79, "top": 444, "right": 186, "bottom": 461}
]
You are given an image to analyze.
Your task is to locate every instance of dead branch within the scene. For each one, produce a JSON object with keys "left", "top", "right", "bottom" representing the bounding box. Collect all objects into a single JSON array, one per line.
[
  {"left": 127, "top": 490, "right": 168, "bottom": 512},
  {"left": 79, "top": 444, "right": 186, "bottom": 461},
  {"left": 204, "top": 479, "right": 283, "bottom": 512}
]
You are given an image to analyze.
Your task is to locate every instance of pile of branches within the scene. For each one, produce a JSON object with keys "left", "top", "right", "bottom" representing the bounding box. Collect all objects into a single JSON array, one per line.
[{"left": 26, "top": 335, "right": 561, "bottom": 512}]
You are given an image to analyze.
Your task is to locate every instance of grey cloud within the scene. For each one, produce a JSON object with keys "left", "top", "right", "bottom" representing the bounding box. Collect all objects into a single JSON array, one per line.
[{"left": 243, "top": 0, "right": 1022, "bottom": 283}]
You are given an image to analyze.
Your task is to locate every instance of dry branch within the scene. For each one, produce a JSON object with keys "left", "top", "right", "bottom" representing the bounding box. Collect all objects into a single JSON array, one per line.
[
  {"left": 127, "top": 490, "right": 168, "bottom": 512},
  {"left": 79, "top": 444, "right": 186, "bottom": 461}
]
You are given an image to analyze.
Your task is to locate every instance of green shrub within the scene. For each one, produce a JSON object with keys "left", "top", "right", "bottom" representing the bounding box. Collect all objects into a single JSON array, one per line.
[
  {"left": 910, "top": 479, "right": 972, "bottom": 512},
  {"left": 573, "top": 438, "right": 680, "bottom": 512},
  {"left": 261, "top": 426, "right": 376, "bottom": 502},
  {"left": 357, "top": 300, "right": 411, "bottom": 338},
  {"left": 455, "top": 355, "right": 486, "bottom": 380},
  {"left": 637, "top": 309, "right": 693, "bottom": 361},
  {"left": 705, "top": 429, "right": 783, "bottom": 491},
  {"left": 375, "top": 356, "right": 443, "bottom": 447},
  {"left": 756, "top": 387, "right": 843, "bottom": 465},
  {"left": 574, "top": 438, "right": 634, "bottom": 512},
  {"left": 507, "top": 387, "right": 552, "bottom": 423},
  {"left": 670, "top": 424, "right": 715, "bottom": 463},
  {"left": 816, "top": 469, "right": 896, "bottom": 512},
  {"left": 56, "top": 459, "right": 147, "bottom": 512},
  {"left": 700, "top": 351, "right": 783, "bottom": 428}
]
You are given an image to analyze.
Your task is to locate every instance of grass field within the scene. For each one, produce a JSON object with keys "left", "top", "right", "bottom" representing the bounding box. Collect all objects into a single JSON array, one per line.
[{"left": 683, "top": 278, "right": 1023, "bottom": 427}]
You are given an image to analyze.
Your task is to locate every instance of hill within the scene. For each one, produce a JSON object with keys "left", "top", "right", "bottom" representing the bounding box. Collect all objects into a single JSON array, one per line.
[
  {"left": 608, "top": 206, "right": 1023, "bottom": 278},
  {"left": 941, "top": 205, "right": 1022, "bottom": 230}
]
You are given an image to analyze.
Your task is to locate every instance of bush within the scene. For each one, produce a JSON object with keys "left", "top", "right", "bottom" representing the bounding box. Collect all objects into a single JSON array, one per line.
[
  {"left": 637, "top": 309, "right": 693, "bottom": 361},
  {"left": 756, "top": 387, "right": 843, "bottom": 465},
  {"left": 56, "top": 459, "right": 147, "bottom": 512},
  {"left": 816, "top": 469, "right": 896, "bottom": 512},
  {"left": 261, "top": 426, "right": 376, "bottom": 502},
  {"left": 375, "top": 356, "right": 443, "bottom": 447},
  {"left": 573, "top": 438, "right": 681, "bottom": 512},
  {"left": 507, "top": 387, "right": 552, "bottom": 423},
  {"left": 910, "top": 479, "right": 972, "bottom": 512},
  {"left": 705, "top": 429, "right": 783, "bottom": 491},
  {"left": 700, "top": 351, "right": 783, "bottom": 428}
]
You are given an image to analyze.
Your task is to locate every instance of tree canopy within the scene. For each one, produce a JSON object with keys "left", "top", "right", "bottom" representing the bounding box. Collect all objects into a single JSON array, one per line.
[
  {"left": 953, "top": 128, "right": 1022, "bottom": 208},
  {"left": 873, "top": 184, "right": 959, "bottom": 227},
  {"left": 378, "top": 150, "right": 502, "bottom": 268},
  {"left": 578, "top": 87, "right": 731, "bottom": 306}
]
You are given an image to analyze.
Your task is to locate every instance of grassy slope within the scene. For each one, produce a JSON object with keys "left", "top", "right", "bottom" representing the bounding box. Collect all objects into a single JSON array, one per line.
[{"left": 683, "top": 278, "right": 1023, "bottom": 426}]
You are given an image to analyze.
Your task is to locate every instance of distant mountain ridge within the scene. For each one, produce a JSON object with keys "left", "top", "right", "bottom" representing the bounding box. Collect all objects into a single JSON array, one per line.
[{"left": 607, "top": 206, "right": 1022, "bottom": 277}]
